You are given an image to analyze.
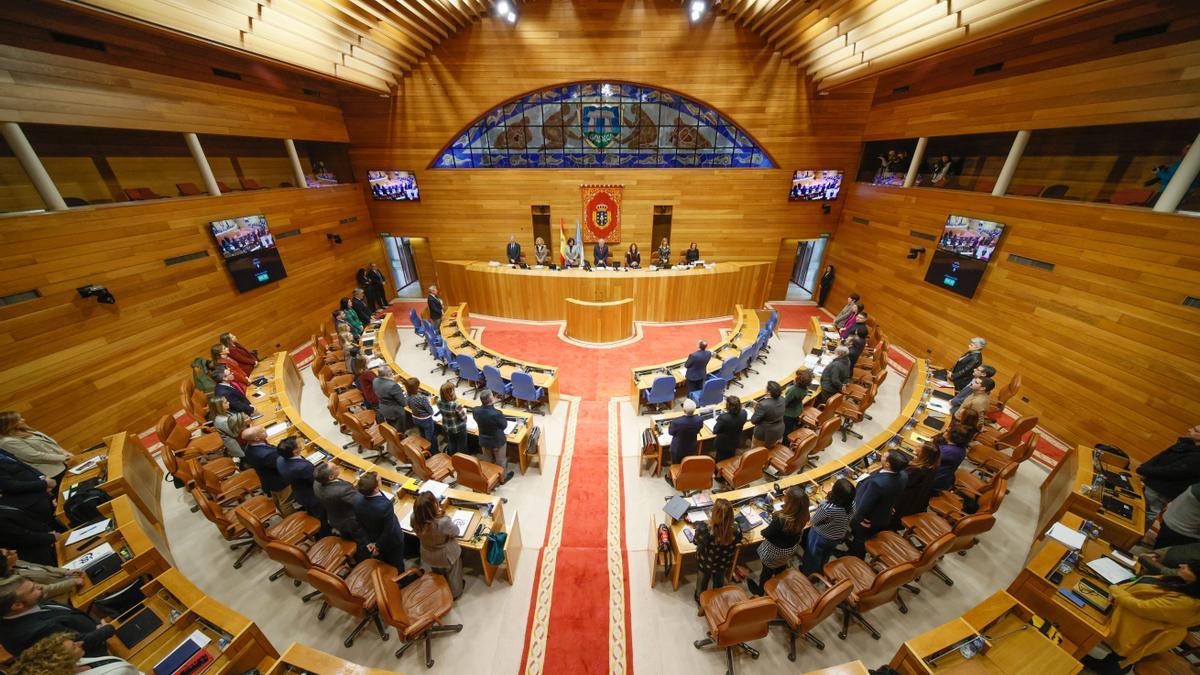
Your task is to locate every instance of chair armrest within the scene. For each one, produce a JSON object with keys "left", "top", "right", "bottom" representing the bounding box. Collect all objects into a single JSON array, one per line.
[{"left": 810, "top": 573, "right": 833, "bottom": 590}]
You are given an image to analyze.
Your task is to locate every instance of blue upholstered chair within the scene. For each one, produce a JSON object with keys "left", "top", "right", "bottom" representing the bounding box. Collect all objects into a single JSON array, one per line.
[
  {"left": 712, "top": 357, "right": 738, "bottom": 384},
  {"left": 641, "top": 375, "right": 676, "bottom": 415},
  {"left": 433, "top": 343, "right": 458, "bottom": 376},
  {"left": 689, "top": 377, "right": 726, "bottom": 407},
  {"left": 483, "top": 364, "right": 512, "bottom": 402},
  {"left": 511, "top": 371, "right": 546, "bottom": 413},
  {"left": 455, "top": 354, "right": 484, "bottom": 393},
  {"left": 729, "top": 350, "right": 751, "bottom": 388}
]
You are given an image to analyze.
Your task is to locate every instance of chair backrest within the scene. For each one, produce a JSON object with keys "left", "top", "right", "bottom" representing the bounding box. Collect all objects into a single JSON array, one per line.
[
  {"left": 717, "top": 357, "right": 738, "bottom": 381},
  {"left": 996, "top": 372, "right": 1021, "bottom": 405},
  {"left": 734, "top": 350, "right": 751, "bottom": 374},
  {"left": 371, "top": 566, "right": 413, "bottom": 631},
  {"left": 697, "top": 377, "right": 726, "bottom": 406},
  {"left": 978, "top": 476, "right": 1010, "bottom": 514},
  {"left": 265, "top": 541, "right": 312, "bottom": 583},
  {"left": 813, "top": 417, "right": 841, "bottom": 455},
  {"left": 339, "top": 412, "right": 377, "bottom": 450},
  {"left": 675, "top": 456, "right": 715, "bottom": 492},
  {"left": 234, "top": 502, "right": 273, "bottom": 547},
  {"left": 784, "top": 434, "right": 818, "bottom": 474},
  {"left": 1010, "top": 431, "right": 1039, "bottom": 464},
  {"left": 914, "top": 532, "right": 957, "bottom": 577},
  {"left": 160, "top": 443, "right": 186, "bottom": 483},
  {"left": 858, "top": 562, "right": 918, "bottom": 612},
  {"left": 729, "top": 447, "right": 769, "bottom": 487},
  {"left": 216, "top": 181, "right": 232, "bottom": 193},
  {"left": 997, "top": 415, "right": 1038, "bottom": 446},
  {"left": 949, "top": 512, "right": 997, "bottom": 554},
  {"left": 483, "top": 365, "right": 506, "bottom": 393},
  {"left": 804, "top": 577, "right": 854, "bottom": 631},
  {"left": 378, "top": 423, "right": 405, "bottom": 462},
  {"left": 817, "top": 394, "right": 843, "bottom": 425},
  {"left": 197, "top": 461, "right": 226, "bottom": 496},
  {"left": 712, "top": 594, "right": 777, "bottom": 648},
  {"left": 403, "top": 439, "right": 435, "bottom": 479},
  {"left": 873, "top": 368, "right": 888, "bottom": 389},
  {"left": 409, "top": 308, "right": 421, "bottom": 330},
  {"left": 647, "top": 376, "right": 676, "bottom": 402},
  {"left": 512, "top": 371, "right": 539, "bottom": 400},
  {"left": 156, "top": 414, "right": 184, "bottom": 452},
  {"left": 190, "top": 488, "right": 235, "bottom": 539},
  {"left": 176, "top": 182, "right": 202, "bottom": 196},
  {"left": 306, "top": 567, "right": 365, "bottom": 617},
  {"left": 456, "top": 354, "right": 481, "bottom": 380},
  {"left": 450, "top": 453, "right": 487, "bottom": 492}
]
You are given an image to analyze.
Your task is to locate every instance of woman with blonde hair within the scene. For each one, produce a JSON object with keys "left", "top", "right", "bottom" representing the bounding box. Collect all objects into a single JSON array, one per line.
[
  {"left": 9, "top": 633, "right": 138, "bottom": 674},
  {"left": 411, "top": 492, "right": 464, "bottom": 598},
  {"left": 534, "top": 236, "right": 550, "bottom": 266},
  {"left": 208, "top": 397, "right": 247, "bottom": 458},
  {"left": 0, "top": 411, "right": 74, "bottom": 483},
  {"left": 694, "top": 498, "right": 742, "bottom": 602},
  {"left": 437, "top": 381, "right": 468, "bottom": 454},
  {"left": 657, "top": 237, "right": 671, "bottom": 266}
]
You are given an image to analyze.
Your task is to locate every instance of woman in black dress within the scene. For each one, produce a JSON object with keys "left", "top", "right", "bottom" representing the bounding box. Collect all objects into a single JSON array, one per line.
[{"left": 712, "top": 396, "right": 747, "bottom": 462}]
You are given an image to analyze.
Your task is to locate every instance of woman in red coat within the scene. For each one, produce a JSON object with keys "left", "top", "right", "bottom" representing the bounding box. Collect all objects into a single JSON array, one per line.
[
  {"left": 220, "top": 332, "right": 258, "bottom": 377},
  {"left": 211, "top": 344, "right": 250, "bottom": 389}
]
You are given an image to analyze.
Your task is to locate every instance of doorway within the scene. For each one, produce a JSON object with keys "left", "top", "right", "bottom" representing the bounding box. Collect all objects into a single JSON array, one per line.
[
  {"left": 383, "top": 236, "right": 422, "bottom": 298},
  {"left": 787, "top": 238, "right": 828, "bottom": 300}
]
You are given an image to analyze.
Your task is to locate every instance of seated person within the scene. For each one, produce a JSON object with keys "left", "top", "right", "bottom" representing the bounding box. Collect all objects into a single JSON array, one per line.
[
  {"left": 625, "top": 243, "right": 641, "bottom": 269},
  {"left": 9, "top": 632, "right": 139, "bottom": 674},
  {"left": 0, "top": 578, "right": 116, "bottom": 658}
]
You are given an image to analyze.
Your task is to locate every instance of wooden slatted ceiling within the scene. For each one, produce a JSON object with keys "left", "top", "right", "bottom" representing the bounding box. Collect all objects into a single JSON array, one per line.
[
  {"left": 60, "top": 0, "right": 502, "bottom": 92},
  {"left": 708, "top": 0, "right": 1115, "bottom": 90}
]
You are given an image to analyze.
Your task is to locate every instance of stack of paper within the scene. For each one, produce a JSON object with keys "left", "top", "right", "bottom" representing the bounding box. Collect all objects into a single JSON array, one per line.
[
  {"left": 504, "top": 420, "right": 519, "bottom": 435},
  {"left": 65, "top": 519, "right": 112, "bottom": 545},
  {"left": 264, "top": 421, "right": 289, "bottom": 437},
  {"left": 64, "top": 542, "right": 116, "bottom": 571},
  {"left": 1086, "top": 557, "right": 1135, "bottom": 585},
  {"left": 703, "top": 418, "right": 717, "bottom": 433},
  {"left": 1046, "top": 522, "right": 1086, "bottom": 550},
  {"left": 419, "top": 479, "right": 449, "bottom": 500},
  {"left": 448, "top": 510, "right": 473, "bottom": 537},
  {"left": 69, "top": 456, "right": 105, "bottom": 475}
]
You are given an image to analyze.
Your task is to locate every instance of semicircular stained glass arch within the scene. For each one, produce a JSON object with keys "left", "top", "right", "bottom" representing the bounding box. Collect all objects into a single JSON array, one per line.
[{"left": 432, "top": 82, "right": 774, "bottom": 169}]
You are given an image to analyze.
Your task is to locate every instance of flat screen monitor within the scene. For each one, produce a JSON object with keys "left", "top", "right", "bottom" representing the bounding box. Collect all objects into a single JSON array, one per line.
[
  {"left": 209, "top": 215, "right": 287, "bottom": 292},
  {"left": 367, "top": 170, "right": 420, "bottom": 201},
  {"left": 790, "top": 169, "right": 843, "bottom": 201},
  {"left": 923, "top": 214, "right": 1005, "bottom": 299}
]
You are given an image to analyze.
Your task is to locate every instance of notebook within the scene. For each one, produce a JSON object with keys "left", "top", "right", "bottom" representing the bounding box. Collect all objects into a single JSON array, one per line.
[{"left": 116, "top": 608, "right": 164, "bottom": 648}]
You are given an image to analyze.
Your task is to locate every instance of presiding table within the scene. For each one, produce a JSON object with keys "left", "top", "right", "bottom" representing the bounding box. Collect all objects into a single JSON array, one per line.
[
  {"left": 434, "top": 260, "right": 772, "bottom": 322},
  {"left": 565, "top": 297, "right": 634, "bottom": 343}
]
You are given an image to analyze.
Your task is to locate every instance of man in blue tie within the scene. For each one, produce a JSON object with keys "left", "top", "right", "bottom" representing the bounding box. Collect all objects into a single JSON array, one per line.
[
  {"left": 506, "top": 235, "right": 522, "bottom": 265},
  {"left": 593, "top": 238, "right": 610, "bottom": 267},
  {"left": 684, "top": 339, "right": 711, "bottom": 394}
]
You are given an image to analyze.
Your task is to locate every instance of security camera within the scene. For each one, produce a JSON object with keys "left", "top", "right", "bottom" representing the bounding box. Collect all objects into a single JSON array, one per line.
[{"left": 77, "top": 284, "right": 116, "bottom": 304}]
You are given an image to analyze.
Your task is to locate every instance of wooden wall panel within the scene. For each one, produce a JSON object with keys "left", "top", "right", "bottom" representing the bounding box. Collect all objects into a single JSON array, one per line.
[
  {"left": 863, "top": 41, "right": 1200, "bottom": 140},
  {"left": 827, "top": 182, "right": 1200, "bottom": 461},
  {"left": 0, "top": 186, "right": 383, "bottom": 449},
  {"left": 0, "top": 43, "right": 349, "bottom": 141},
  {"left": 340, "top": 0, "right": 873, "bottom": 275}
]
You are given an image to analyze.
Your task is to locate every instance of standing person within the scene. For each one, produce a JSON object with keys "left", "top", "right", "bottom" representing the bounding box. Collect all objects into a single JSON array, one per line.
[
  {"left": 211, "top": 344, "right": 249, "bottom": 389},
  {"left": 1157, "top": 483, "right": 1200, "bottom": 549},
  {"left": 9, "top": 632, "right": 139, "bottom": 675},
  {"left": 667, "top": 399, "right": 704, "bottom": 469},
  {"left": 437, "top": 382, "right": 468, "bottom": 455},
  {"left": 411, "top": 492, "right": 464, "bottom": 599},
  {"left": 427, "top": 285, "right": 444, "bottom": 326},
  {"left": 816, "top": 265, "right": 836, "bottom": 307},
  {"left": 534, "top": 237, "right": 550, "bottom": 266},
  {"left": 948, "top": 365, "right": 995, "bottom": 415},
  {"left": 593, "top": 238, "right": 611, "bottom": 267},
  {"left": 209, "top": 397, "right": 247, "bottom": 459},
  {"left": 0, "top": 447, "right": 59, "bottom": 537},
  {"left": 354, "top": 472, "right": 405, "bottom": 570},
  {"left": 803, "top": 478, "right": 853, "bottom": 574},
  {"left": 748, "top": 486, "right": 809, "bottom": 595},
  {"left": 473, "top": 391, "right": 513, "bottom": 484},
  {"left": 844, "top": 329, "right": 866, "bottom": 371},
  {"left": 657, "top": 238, "right": 671, "bottom": 266},
  {"left": 351, "top": 288, "right": 373, "bottom": 325},
  {"left": 506, "top": 234, "right": 522, "bottom": 265},
  {"left": 782, "top": 369, "right": 813, "bottom": 439},
  {"left": 693, "top": 499, "right": 742, "bottom": 602},
  {"left": 849, "top": 450, "right": 908, "bottom": 557},
  {"left": 1138, "top": 426, "right": 1200, "bottom": 527},
  {"left": 219, "top": 332, "right": 258, "bottom": 375},
  {"left": 712, "top": 396, "right": 747, "bottom": 462},
  {"left": 313, "top": 463, "right": 365, "bottom": 551},
  {"left": 949, "top": 337, "right": 987, "bottom": 391},
  {"left": 625, "top": 243, "right": 641, "bottom": 269},
  {"left": 355, "top": 356, "right": 379, "bottom": 410},
  {"left": 0, "top": 412, "right": 74, "bottom": 484},
  {"left": 373, "top": 366, "right": 408, "bottom": 431},
  {"left": 0, "top": 579, "right": 116, "bottom": 659},
  {"left": 751, "top": 381, "right": 786, "bottom": 447},
  {"left": 564, "top": 237, "right": 582, "bottom": 268},
  {"left": 931, "top": 426, "right": 970, "bottom": 493},
  {"left": 276, "top": 437, "right": 321, "bottom": 519},
  {"left": 891, "top": 442, "right": 941, "bottom": 528},
  {"left": 405, "top": 378, "right": 439, "bottom": 455},
  {"left": 816, "top": 346, "right": 852, "bottom": 406},
  {"left": 241, "top": 427, "right": 293, "bottom": 515},
  {"left": 685, "top": 242, "right": 700, "bottom": 264},
  {"left": 366, "top": 263, "right": 389, "bottom": 310},
  {"left": 832, "top": 293, "right": 860, "bottom": 330},
  {"left": 1, "top": 548, "right": 82, "bottom": 605},
  {"left": 839, "top": 309, "right": 868, "bottom": 340},
  {"left": 954, "top": 378, "right": 994, "bottom": 422},
  {"left": 684, "top": 340, "right": 712, "bottom": 394},
  {"left": 338, "top": 302, "right": 363, "bottom": 338},
  {"left": 355, "top": 268, "right": 371, "bottom": 309}
]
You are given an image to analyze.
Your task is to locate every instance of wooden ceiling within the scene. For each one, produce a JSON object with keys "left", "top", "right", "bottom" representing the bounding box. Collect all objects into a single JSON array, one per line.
[
  {"left": 62, "top": 0, "right": 506, "bottom": 92},
  {"left": 710, "top": 0, "right": 1114, "bottom": 89}
]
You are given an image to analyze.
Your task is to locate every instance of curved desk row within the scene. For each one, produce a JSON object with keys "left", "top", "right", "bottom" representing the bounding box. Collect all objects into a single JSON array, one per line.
[
  {"left": 565, "top": 297, "right": 635, "bottom": 343},
  {"left": 56, "top": 430, "right": 164, "bottom": 531},
  {"left": 434, "top": 260, "right": 773, "bottom": 322}
]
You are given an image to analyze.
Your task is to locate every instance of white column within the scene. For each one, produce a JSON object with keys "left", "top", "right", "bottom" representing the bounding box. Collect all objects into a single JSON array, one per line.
[
  {"left": 903, "top": 137, "right": 928, "bottom": 188},
  {"left": 284, "top": 139, "right": 307, "bottom": 189},
  {"left": 2, "top": 122, "right": 67, "bottom": 211},
  {"left": 1153, "top": 131, "right": 1200, "bottom": 213},
  {"left": 183, "top": 132, "right": 221, "bottom": 196},
  {"left": 993, "top": 129, "right": 1030, "bottom": 197}
]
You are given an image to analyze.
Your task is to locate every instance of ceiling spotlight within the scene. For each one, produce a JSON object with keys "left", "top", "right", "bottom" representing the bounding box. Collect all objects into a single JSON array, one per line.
[
  {"left": 690, "top": 10, "right": 702, "bottom": 21},
  {"left": 496, "top": 0, "right": 510, "bottom": 15},
  {"left": 691, "top": 0, "right": 706, "bottom": 13},
  {"left": 506, "top": 10, "right": 517, "bottom": 22}
]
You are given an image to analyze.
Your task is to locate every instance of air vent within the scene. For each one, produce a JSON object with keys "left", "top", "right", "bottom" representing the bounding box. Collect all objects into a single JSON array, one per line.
[
  {"left": 1007, "top": 254, "right": 1054, "bottom": 271},
  {"left": 276, "top": 228, "right": 301, "bottom": 239},
  {"left": 0, "top": 289, "right": 40, "bottom": 306},
  {"left": 851, "top": 216, "right": 869, "bottom": 225},
  {"left": 891, "top": 85, "right": 910, "bottom": 95},
  {"left": 302, "top": 88, "right": 322, "bottom": 98},
  {"left": 974, "top": 62, "right": 1003, "bottom": 76},
  {"left": 1114, "top": 23, "right": 1168, "bottom": 44},
  {"left": 1184, "top": 296, "right": 1200, "bottom": 309},
  {"left": 51, "top": 32, "right": 106, "bottom": 51},
  {"left": 909, "top": 230, "right": 936, "bottom": 242},
  {"left": 164, "top": 250, "right": 209, "bottom": 266},
  {"left": 339, "top": 216, "right": 358, "bottom": 225},
  {"left": 211, "top": 67, "right": 242, "bottom": 80}
]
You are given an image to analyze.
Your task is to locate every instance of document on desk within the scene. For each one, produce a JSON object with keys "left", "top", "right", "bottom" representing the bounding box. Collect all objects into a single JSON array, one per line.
[
  {"left": 367, "top": 357, "right": 385, "bottom": 369},
  {"left": 658, "top": 432, "right": 672, "bottom": 446},
  {"left": 448, "top": 509, "right": 473, "bottom": 537},
  {"left": 703, "top": 418, "right": 717, "bottom": 433},
  {"left": 823, "top": 331, "right": 840, "bottom": 341},
  {"left": 64, "top": 542, "right": 116, "bottom": 571},
  {"left": 504, "top": 420, "right": 519, "bottom": 436},
  {"left": 264, "top": 421, "right": 289, "bottom": 437},
  {"left": 1086, "top": 557, "right": 1135, "bottom": 585},
  {"left": 926, "top": 399, "right": 952, "bottom": 416},
  {"left": 1046, "top": 522, "right": 1086, "bottom": 550},
  {"left": 69, "top": 456, "right": 106, "bottom": 475},
  {"left": 419, "top": 479, "right": 449, "bottom": 500},
  {"left": 66, "top": 519, "right": 112, "bottom": 545}
]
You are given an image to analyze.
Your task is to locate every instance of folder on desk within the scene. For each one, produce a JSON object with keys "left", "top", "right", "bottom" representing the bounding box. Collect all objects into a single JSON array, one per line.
[
  {"left": 84, "top": 553, "right": 123, "bottom": 584},
  {"left": 154, "top": 631, "right": 213, "bottom": 675},
  {"left": 116, "top": 607, "right": 164, "bottom": 648}
]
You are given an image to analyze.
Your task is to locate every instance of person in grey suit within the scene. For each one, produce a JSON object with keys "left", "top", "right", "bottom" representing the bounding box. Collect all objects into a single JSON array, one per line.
[
  {"left": 849, "top": 451, "right": 909, "bottom": 557},
  {"left": 750, "top": 381, "right": 786, "bottom": 446},
  {"left": 373, "top": 366, "right": 408, "bottom": 430},
  {"left": 832, "top": 293, "right": 860, "bottom": 329},
  {"left": 816, "top": 346, "right": 853, "bottom": 406},
  {"left": 313, "top": 463, "right": 367, "bottom": 556}
]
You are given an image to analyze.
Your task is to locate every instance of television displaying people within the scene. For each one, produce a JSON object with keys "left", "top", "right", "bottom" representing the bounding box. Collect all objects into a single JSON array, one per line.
[
  {"left": 790, "top": 170, "right": 843, "bottom": 201},
  {"left": 211, "top": 216, "right": 275, "bottom": 259},
  {"left": 366, "top": 170, "right": 420, "bottom": 201},
  {"left": 937, "top": 215, "right": 1004, "bottom": 261}
]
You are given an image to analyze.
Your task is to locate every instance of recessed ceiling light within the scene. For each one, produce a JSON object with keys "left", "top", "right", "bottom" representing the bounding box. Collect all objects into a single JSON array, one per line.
[
  {"left": 506, "top": 10, "right": 516, "bottom": 22},
  {"left": 497, "top": 0, "right": 510, "bottom": 15}
]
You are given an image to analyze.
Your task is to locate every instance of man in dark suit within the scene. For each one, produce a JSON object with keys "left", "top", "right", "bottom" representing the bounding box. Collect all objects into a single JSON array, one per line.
[
  {"left": 351, "top": 288, "right": 373, "bottom": 325},
  {"left": 949, "top": 337, "right": 987, "bottom": 391},
  {"left": 506, "top": 235, "right": 522, "bottom": 265},
  {"left": 667, "top": 399, "right": 704, "bottom": 469},
  {"left": 816, "top": 346, "right": 852, "bottom": 406},
  {"left": 473, "top": 391, "right": 513, "bottom": 484},
  {"left": 849, "top": 451, "right": 909, "bottom": 557},
  {"left": 314, "top": 463, "right": 365, "bottom": 547},
  {"left": 213, "top": 367, "right": 255, "bottom": 416},
  {"left": 241, "top": 427, "right": 293, "bottom": 514},
  {"left": 354, "top": 472, "right": 405, "bottom": 570},
  {"left": 373, "top": 367, "right": 408, "bottom": 431},
  {"left": 0, "top": 578, "right": 115, "bottom": 658},
  {"left": 684, "top": 340, "right": 712, "bottom": 394},
  {"left": 0, "top": 449, "right": 57, "bottom": 535},
  {"left": 427, "top": 285, "right": 444, "bottom": 326},
  {"left": 593, "top": 238, "right": 611, "bottom": 267},
  {"left": 366, "top": 263, "right": 389, "bottom": 310},
  {"left": 275, "top": 436, "right": 321, "bottom": 519}
]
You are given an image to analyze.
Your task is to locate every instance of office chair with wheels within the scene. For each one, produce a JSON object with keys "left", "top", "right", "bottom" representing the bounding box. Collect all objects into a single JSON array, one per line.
[
  {"left": 669, "top": 455, "right": 714, "bottom": 494},
  {"left": 372, "top": 567, "right": 463, "bottom": 669},
  {"left": 306, "top": 560, "right": 397, "bottom": 647},
  {"left": 454, "top": 355, "right": 485, "bottom": 393},
  {"left": 510, "top": 371, "right": 546, "bottom": 413},
  {"left": 433, "top": 343, "right": 458, "bottom": 376},
  {"left": 689, "top": 377, "right": 726, "bottom": 407},
  {"left": 338, "top": 413, "right": 389, "bottom": 464},
  {"left": 192, "top": 458, "right": 261, "bottom": 506},
  {"left": 968, "top": 431, "right": 1038, "bottom": 475},
  {"left": 264, "top": 539, "right": 355, "bottom": 599},
  {"left": 801, "top": 394, "right": 842, "bottom": 430},
  {"left": 764, "top": 569, "right": 853, "bottom": 661},
  {"left": 867, "top": 530, "right": 957, "bottom": 589},
  {"left": 769, "top": 433, "right": 817, "bottom": 476},
  {"left": 836, "top": 384, "right": 877, "bottom": 441},
  {"left": 823, "top": 556, "right": 918, "bottom": 640},
  {"left": 641, "top": 375, "right": 676, "bottom": 414},
  {"left": 233, "top": 501, "right": 321, "bottom": 565},
  {"left": 693, "top": 586, "right": 777, "bottom": 674},
  {"left": 482, "top": 365, "right": 513, "bottom": 403},
  {"left": 717, "top": 446, "right": 769, "bottom": 489},
  {"left": 450, "top": 453, "right": 503, "bottom": 493},
  {"left": 974, "top": 413, "right": 1038, "bottom": 450},
  {"left": 191, "top": 489, "right": 270, "bottom": 568},
  {"left": 712, "top": 358, "right": 738, "bottom": 387},
  {"left": 404, "top": 437, "right": 454, "bottom": 482}
]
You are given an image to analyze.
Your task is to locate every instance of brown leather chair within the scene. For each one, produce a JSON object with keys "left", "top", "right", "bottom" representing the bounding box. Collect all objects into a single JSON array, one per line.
[
  {"left": 451, "top": 453, "right": 502, "bottom": 493},
  {"left": 847, "top": 367, "right": 886, "bottom": 399},
  {"left": 340, "top": 412, "right": 388, "bottom": 464},
  {"left": 329, "top": 392, "right": 373, "bottom": 433},
  {"left": 968, "top": 431, "right": 1038, "bottom": 474},
  {"left": 176, "top": 182, "right": 203, "bottom": 196},
  {"left": 192, "top": 458, "right": 260, "bottom": 506},
  {"left": 180, "top": 380, "right": 206, "bottom": 421},
  {"left": 990, "top": 372, "right": 1021, "bottom": 415},
  {"left": 372, "top": 567, "right": 463, "bottom": 668},
  {"left": 769, "top": 432, "right": 816, "bottom": 475},
  {"left": 234, "top": 500, "right": 321, "bottom": 561},
  {"left": 191, "top": 489, "right": 272, "bottom": 568},
  {"left": 764, "top": 569, "right": 853, "bottom": 661},
  {"left": 239, "top": 177, "right": 264, "bottom": 190},
  {"left": 930, "top": 476, "right": 1009, "bottom": 525},
  {"left": 157, "top": 413, "right": 224, "bottom": 460},
  {"left": 974, "top": 413, "right": 1038, "bottom": 450},
  {"left": 264, "top": 539, "right": 355, "bottom": 596},
  {"left": 901, "top": 511, "right": 998, "bottom": 559},
  {"left": 836, "top": 384, "right": 877, "bottom": 441},
  {"left": 216, "top": 180, "right": 234, "bottom": 193},
  {"left": 716, "top": 446, "right": 769, "bottom": 489},
  {"left": 160, "top": 445, "right": 195, "bottom": 488},
  {"left": 319, "top": 371, "right": 356, "bottom": 398},
  {"left": 811, "top": 416, "right": 842, "bottom": 460},
  {"left": 405, "top": 438, "right": 454, "bottom": 482},
  {"left": 670, "top": 455, "right": 714, "bottom": 494},
  {"left": 307, "top": 559, "right": 398, "bottom": 646},
  {"left": 824, "top": 556, "right": 918, "bottom": 639},
  {"left": 801, "top": 394, "right": 841, "bottom": 430},
  {"left": 692, "top": 585, "right": 777, "bottom": 673},
  {"left": 951, "top": 461, "right": 1017, "bottom": 503},
  {"left": 867, "top": 530, "right": 957, "bottom": 588}
]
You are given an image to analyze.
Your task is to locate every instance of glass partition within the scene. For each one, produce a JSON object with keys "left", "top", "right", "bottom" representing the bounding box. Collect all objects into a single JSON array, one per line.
[
  {"left": 855, "top": 138, "right": 919, "bottom": 185},
  {"left": 917, "top": 131, "right": 1016, "bottom": 193}
]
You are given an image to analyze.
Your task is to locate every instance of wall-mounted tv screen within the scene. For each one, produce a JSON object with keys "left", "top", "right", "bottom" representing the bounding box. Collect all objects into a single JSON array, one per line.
[
  {"left": 923, "top": 214, "right": 1005, "bottom": 299},
  {"left": 210, "top": 215, "right": 287, "bottom": 292},
  {"left": 790, "top": 169, "right": 843, "bottom": 201},
  {"left": 368, "top": 170, "right": 420, "bottom": 201}
]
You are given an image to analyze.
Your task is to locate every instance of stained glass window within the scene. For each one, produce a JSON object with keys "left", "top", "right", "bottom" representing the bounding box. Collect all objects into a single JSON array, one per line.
[{"left": 432, "top": 82, "right": 774, "bottom": 169}]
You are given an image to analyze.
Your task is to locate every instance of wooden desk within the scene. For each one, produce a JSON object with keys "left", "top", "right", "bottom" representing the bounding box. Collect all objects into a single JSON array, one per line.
[
  {"left": 806, "top": 662, "right": 870, "bottom": 675},
  {"left": 1038, "top": 446, "right": 1145, "bottom": 550},
  {"left": 265, "top": 642, "right": 396, "bottom": 674},
  {"left": 565, "top": 297, "right": 634, "bottom": 343},
  {"left": 891, "top": 591, "right": 1081, "bottom": 674},
  {"left": 55, "top": 431, "right": 164, "bottom": 530},
  {"left": 440, "top": 304, "right": 560, "bottom": 414},
  {"left": 273, "top": 352, "right": 522, "bottom": 586},
  {"left": 434, "top": 259, "right": 773, "bottom": 322}
]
